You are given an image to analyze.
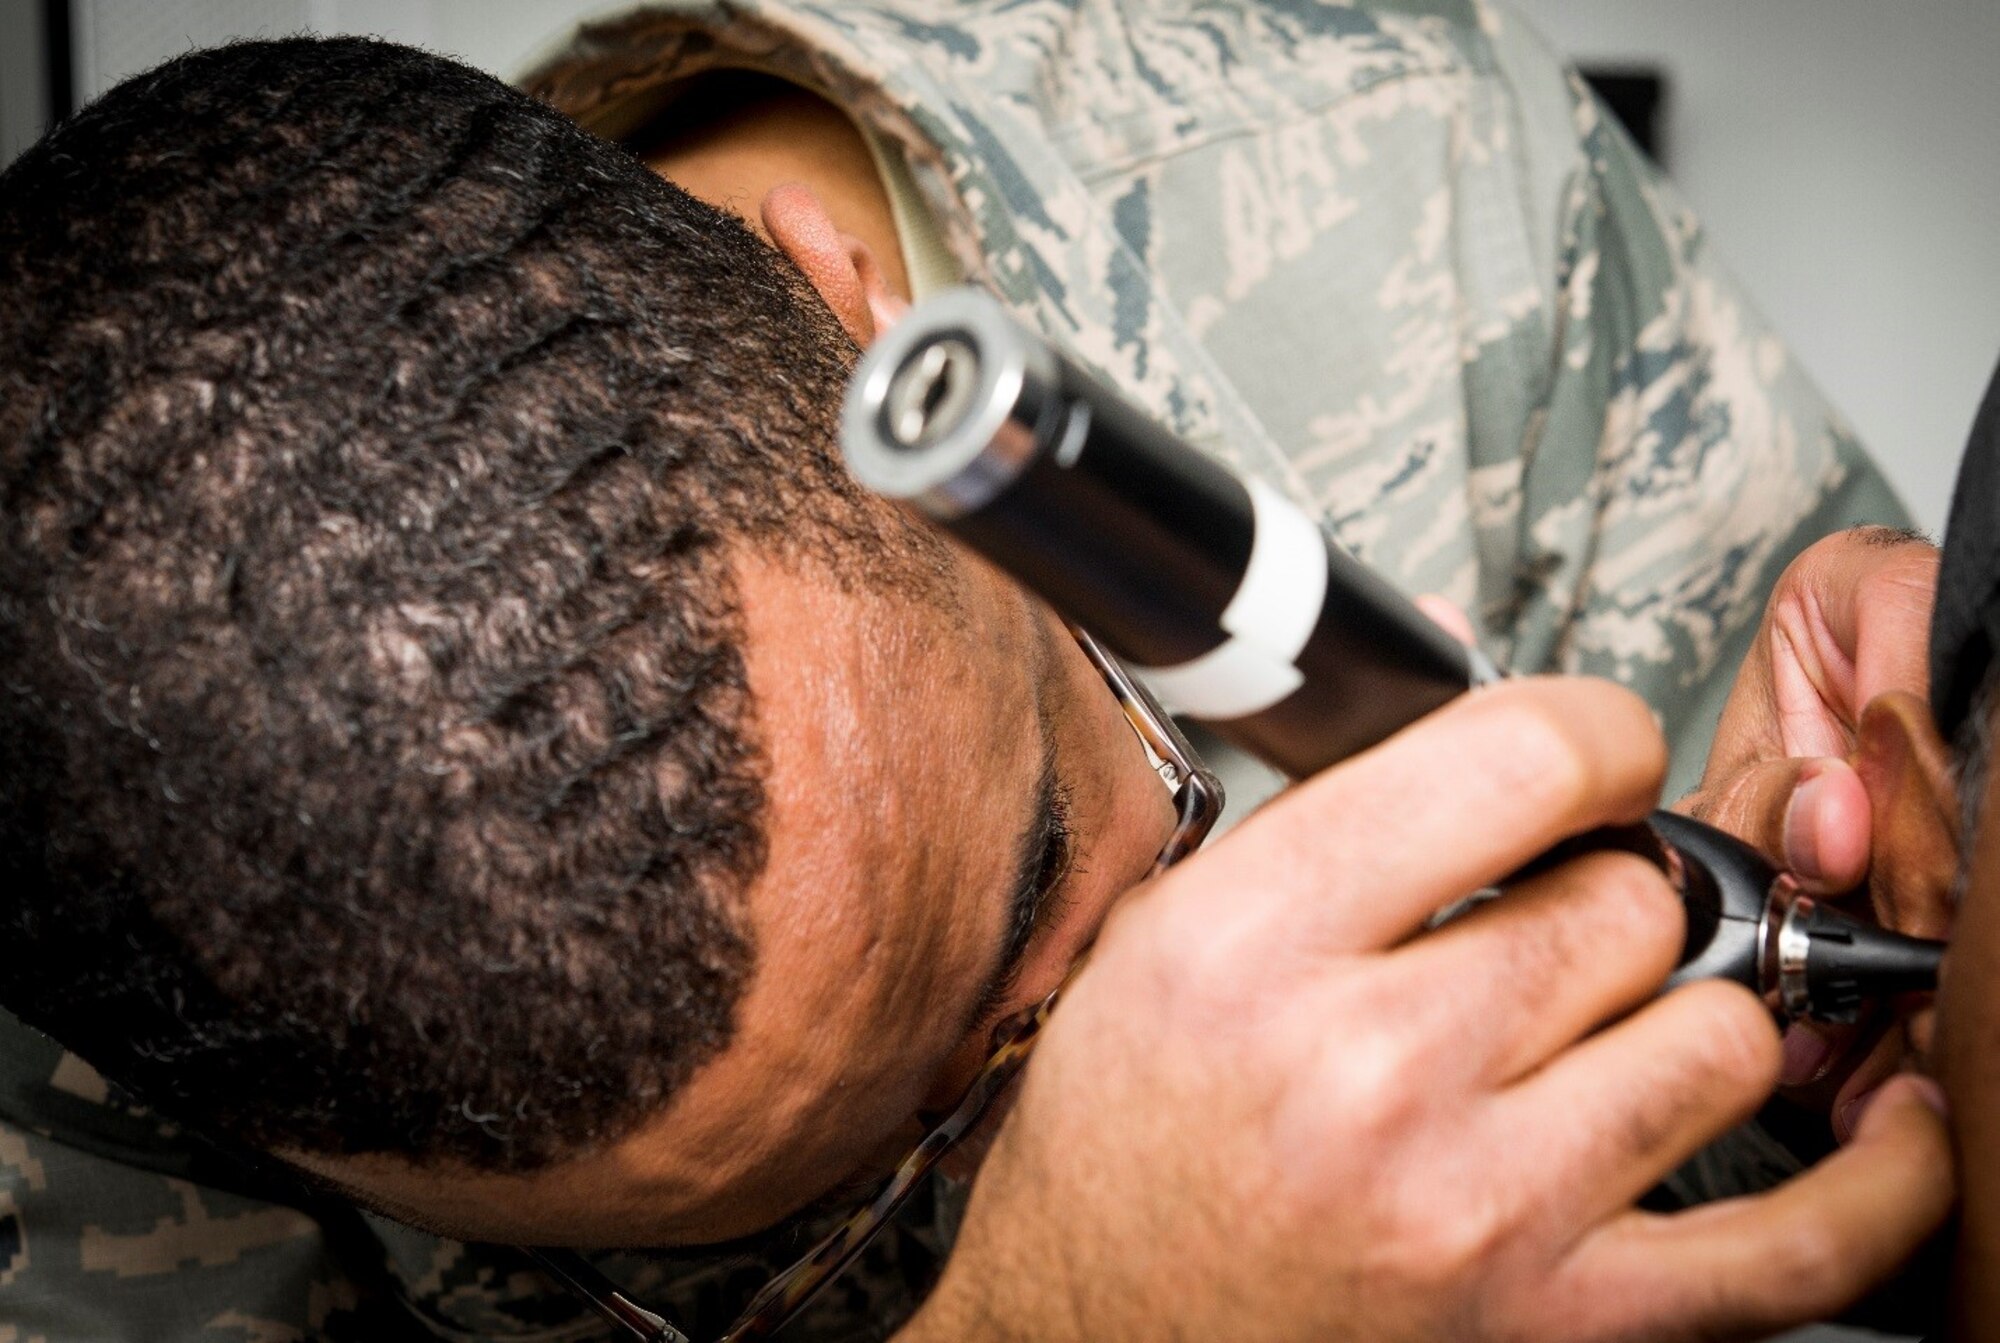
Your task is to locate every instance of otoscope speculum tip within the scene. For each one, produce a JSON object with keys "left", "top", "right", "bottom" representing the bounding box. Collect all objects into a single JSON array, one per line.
[
  {"left": 1649, "top": 811, "right": 1943, "bottom": 1023},
  {"left": 1774, "top": 892, "right": 1947, "bottom": 1025}
]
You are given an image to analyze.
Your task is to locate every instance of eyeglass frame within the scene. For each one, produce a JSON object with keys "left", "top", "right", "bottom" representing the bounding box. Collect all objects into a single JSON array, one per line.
[{"left": 526, "top": 625, "right": 1223, "bottom": 1343}]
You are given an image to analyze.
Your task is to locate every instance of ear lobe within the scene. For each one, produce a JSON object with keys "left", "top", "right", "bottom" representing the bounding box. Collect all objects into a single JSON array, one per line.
[
  {"left": 760, "top": 181, "right": 907, "bottom": 346},
  {"left": 1852, "top": 690, "right": 1960, "bottom": 940}
]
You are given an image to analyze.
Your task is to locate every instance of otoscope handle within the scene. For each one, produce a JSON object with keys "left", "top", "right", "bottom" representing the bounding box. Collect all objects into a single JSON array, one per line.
[{"left": 841, "top": 288, "right": 1945, "bottom": 1022}]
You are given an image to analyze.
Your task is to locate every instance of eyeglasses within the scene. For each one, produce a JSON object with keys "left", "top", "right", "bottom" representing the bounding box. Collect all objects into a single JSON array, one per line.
[{"left": 527, "top": 626, "right": 1222, "bottom": 1343}]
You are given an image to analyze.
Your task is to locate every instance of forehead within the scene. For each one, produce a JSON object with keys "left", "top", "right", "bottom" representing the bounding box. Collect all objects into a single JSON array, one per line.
[
  {"left": 628, "top": 546, "right": 1049, "bottom": 1216},
  {"left": 741, "top": 544, "right": 1044, "bottom": 973}
]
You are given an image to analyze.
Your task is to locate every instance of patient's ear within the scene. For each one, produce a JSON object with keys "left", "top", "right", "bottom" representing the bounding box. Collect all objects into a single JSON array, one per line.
[
  {"left": 761, "top": 182, "right": 909, "bottom": 347},
  {"left": 1853, "top": 690, "right": 1959, "bottom": 940}
]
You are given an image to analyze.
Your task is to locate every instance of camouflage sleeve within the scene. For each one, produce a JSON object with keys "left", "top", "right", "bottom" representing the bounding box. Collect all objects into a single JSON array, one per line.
[
  {"left": 0, "top": 1018, "right": 936, "bottom": 1342},
  {"left": 1476, "top": 10, "right": 1907, "bottom": 796},
  {"left": 0, "top": 1108, "right": 644, "bottom": 1343},
  {"left": 0, "top": 1013, "right": 626, "bottom": 1343},
  {"left": 0, "top": 1111, "right": 366, "bottom": 1343}
]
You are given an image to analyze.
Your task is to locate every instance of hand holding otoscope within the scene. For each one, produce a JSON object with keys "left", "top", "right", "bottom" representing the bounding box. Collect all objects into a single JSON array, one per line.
[{"left": 842, "top": 287, "right": 1943, "bottom": 1025}]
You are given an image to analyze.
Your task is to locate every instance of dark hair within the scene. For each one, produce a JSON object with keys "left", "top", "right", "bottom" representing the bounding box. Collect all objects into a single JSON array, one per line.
[
  {"left": 0, "top": 37, "right": 934, "bottom": 1170},
  {"left": 1954, "top": 661, "right": 2000, "bottom": 892}
]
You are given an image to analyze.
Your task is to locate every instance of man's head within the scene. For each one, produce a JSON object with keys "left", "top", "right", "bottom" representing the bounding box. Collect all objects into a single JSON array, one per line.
[
  {"left": 1921, "top": 357, "right": 2000, "bottom": 1334},
  {"left": 1793, "top": 356, "right": 2000, "bottom": 1335},
  {"left": 0, "top": 37, "right": 1174, "bottom": 1245}
]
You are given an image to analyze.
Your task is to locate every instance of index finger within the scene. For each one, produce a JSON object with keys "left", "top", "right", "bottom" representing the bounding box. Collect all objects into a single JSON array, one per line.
[
  {"left": 1172, "top": 675, "right": 1667, "bottom": 953},
  {"left": 1783, "top": 528, "right": 1939, "bottom": 740}
]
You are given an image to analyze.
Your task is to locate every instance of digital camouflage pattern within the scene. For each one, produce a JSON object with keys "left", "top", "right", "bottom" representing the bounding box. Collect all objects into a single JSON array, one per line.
[
  {"left": 3, "top": 1, "right": 1901, "bottom": 1338},
  {"left": 0, "top": 1011, "right": 953, "bottom": 1341},
  {"left": 525, "top": 0, "right": 1906, "bottom": 797}
]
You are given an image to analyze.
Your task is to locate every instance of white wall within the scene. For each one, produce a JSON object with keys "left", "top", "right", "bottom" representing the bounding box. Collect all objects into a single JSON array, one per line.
[
  {"left": 1510, "top": 0, "right": 2000, "bottom": 533},
  {"left": 61, "top": 0, "right": 587, "bottom": 100},
  {"left": 0, "top": 0, "right": 49, "bottom": 164}
]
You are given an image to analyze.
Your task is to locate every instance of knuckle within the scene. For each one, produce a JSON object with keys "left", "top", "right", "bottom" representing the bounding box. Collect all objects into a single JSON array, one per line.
[
  {"left": 1857, "top": 549, "right": 1925, "bottom": 587},
  {"left": 1587, "top": 850, "right": 1680, "bottom": 917},
  {"left": 1480, "top": 694, "right": 1597, "bottom": 816},
  {"left": 1327, "top": 1022, "right": 1424, "bottom": 1139},
  {"left": 1152, "top": 907, "right": 1262, "bottom": 1008},
  {"left": 1404, "top": 1205, "right": 1504, "bottom": 1282},
  {"left": 1573, "top": 853, "right": 1683, "bottom": 957},
  {"left": 1855, "top": 554, "right": 1942, "bottom": 615},
  {"left": 1499, "top": 854, "right": 1679, "bottom": 993},
  {"left": 1796, "top": 528, "right": 1852, "bottom": 565},
  {"left": 1490, "top": 679, "right": 1663, "bottom": 817},
  {"left": 1368, "top": 1173, "right": 1508, "bottom": 1286},
  {"left": 1675, "top": 980, "right": 1782, "bottom": 1089},
  {"left": 1789, "top": 526, "right": 1939, "bottom": 613},
  {"left": 1845, "top": 522, "right": 1937, "bottom": 556},
  {"left": 1480, "top": 911, "right": 1577, "bottom": 1003}
]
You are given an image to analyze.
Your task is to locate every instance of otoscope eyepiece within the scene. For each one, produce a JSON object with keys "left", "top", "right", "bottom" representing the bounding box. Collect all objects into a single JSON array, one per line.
[
  {"left": 844, "top": 290, "right": 1063, "bottom": 519},
  {"left": 842, "top": 287, "right": 1949, "bottom": 1023}
]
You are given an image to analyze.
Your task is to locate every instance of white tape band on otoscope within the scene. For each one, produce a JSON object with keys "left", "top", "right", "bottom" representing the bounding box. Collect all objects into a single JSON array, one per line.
[{"left": 1135, "top": 478, "right": 1329, "bottom": 720}]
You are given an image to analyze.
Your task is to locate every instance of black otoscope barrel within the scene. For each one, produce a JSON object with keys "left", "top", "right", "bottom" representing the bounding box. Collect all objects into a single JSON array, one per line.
[{"left": 841, "top": 287, "right": 1944, "bottom": 1023}]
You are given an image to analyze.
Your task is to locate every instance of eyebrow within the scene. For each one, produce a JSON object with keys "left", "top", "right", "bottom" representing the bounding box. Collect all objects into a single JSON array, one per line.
[
  {"left": 998, "top": 743, "right": 1062, "bottom": 969},
  {"left": 963, "top": 615, "right": 1065, "bottom": 1031}
]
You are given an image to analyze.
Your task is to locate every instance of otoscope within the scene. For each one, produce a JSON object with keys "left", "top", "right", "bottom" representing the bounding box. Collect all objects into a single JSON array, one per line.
[{"left": 841, "top": 287, "right": 1945, "bottom": 1025}]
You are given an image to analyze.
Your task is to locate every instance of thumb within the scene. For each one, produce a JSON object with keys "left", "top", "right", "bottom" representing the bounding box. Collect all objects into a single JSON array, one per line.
[{"left": 1677, "top": 755, "right": 1871, "bottom": 892}]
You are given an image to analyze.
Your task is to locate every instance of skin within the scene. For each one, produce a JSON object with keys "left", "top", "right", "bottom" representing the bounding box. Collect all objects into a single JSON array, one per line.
[
  {"left": 639, "top": 72, "right": 911, "bottom": 342},
  {"left": 1944, "top": 740, "right": 2000, "bottom": 1337},
  {"left": 305, "top": 545, "right": 1175, "bottom": 1244},
  {"left": 301, "top": 78, "right": 1037, "bottom": 1243},
  {"left": 1679, "top": 529, "right": 1941, "bottom": 895},
  {"left": 1689, "top": 533, "right": 2000, "bottom": 1330},
  {"left": 1679, "top": 532, "right": 1951, "bottom": 1115},
  {"left": 1792, "top": 687, "right": 1993, "bottom": 1334},
  {"left": 302, "top": 80, "right": 1958, "bottom": 1337},
  {"left": 913, "top": 678, "right": 1953, "bottom": 1341}
]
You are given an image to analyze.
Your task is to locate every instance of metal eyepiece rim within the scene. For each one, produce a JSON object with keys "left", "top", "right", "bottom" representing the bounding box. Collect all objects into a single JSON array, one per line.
[
  {"left": 840, "top": 287, "right": 1060, "bottom": 519},
  {"left": 1776, "top": 889, "right": 1816, "bottom": 1020}
]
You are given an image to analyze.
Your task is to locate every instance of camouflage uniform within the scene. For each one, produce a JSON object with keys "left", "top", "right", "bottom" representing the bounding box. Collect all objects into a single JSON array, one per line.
[
  {"left": 2, "top": 1, "right": 1904, "bottom": 1338},
  {"left": 0, "top": 1013, "right": 953, "bottom": 1341}
]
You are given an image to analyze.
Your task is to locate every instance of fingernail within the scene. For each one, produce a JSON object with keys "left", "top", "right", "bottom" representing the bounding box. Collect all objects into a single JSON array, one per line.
[
  {"left": 1848, "top": 1075, "right": 1949, "bottom": 1142},
  {"left": 1783, "top": 769, "right": 1829, "bottom": 882},
  {"left": 1837, "top": 1086, "right": 1878, "bottom": 1143},
  {"left": 1779, "top": 1026, "right": 1837, "bottom": 1087},
  {"left": 1909, "top": 1074, "right": 1950, "bottom": 1117}
]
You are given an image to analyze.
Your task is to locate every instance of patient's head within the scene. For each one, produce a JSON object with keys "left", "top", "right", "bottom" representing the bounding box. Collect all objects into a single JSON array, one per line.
[
  {"left": 0, "top": 38, "right": 1174, "bottom": 1244},
  {"left": 1925, "top": 359, "right": 2000, "bottom": 1334}
]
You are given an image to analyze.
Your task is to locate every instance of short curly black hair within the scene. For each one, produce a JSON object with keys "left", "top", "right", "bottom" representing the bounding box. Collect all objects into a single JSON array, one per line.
[{"left": 0, "top": 36, "right": 937, "bottom": 1170}]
